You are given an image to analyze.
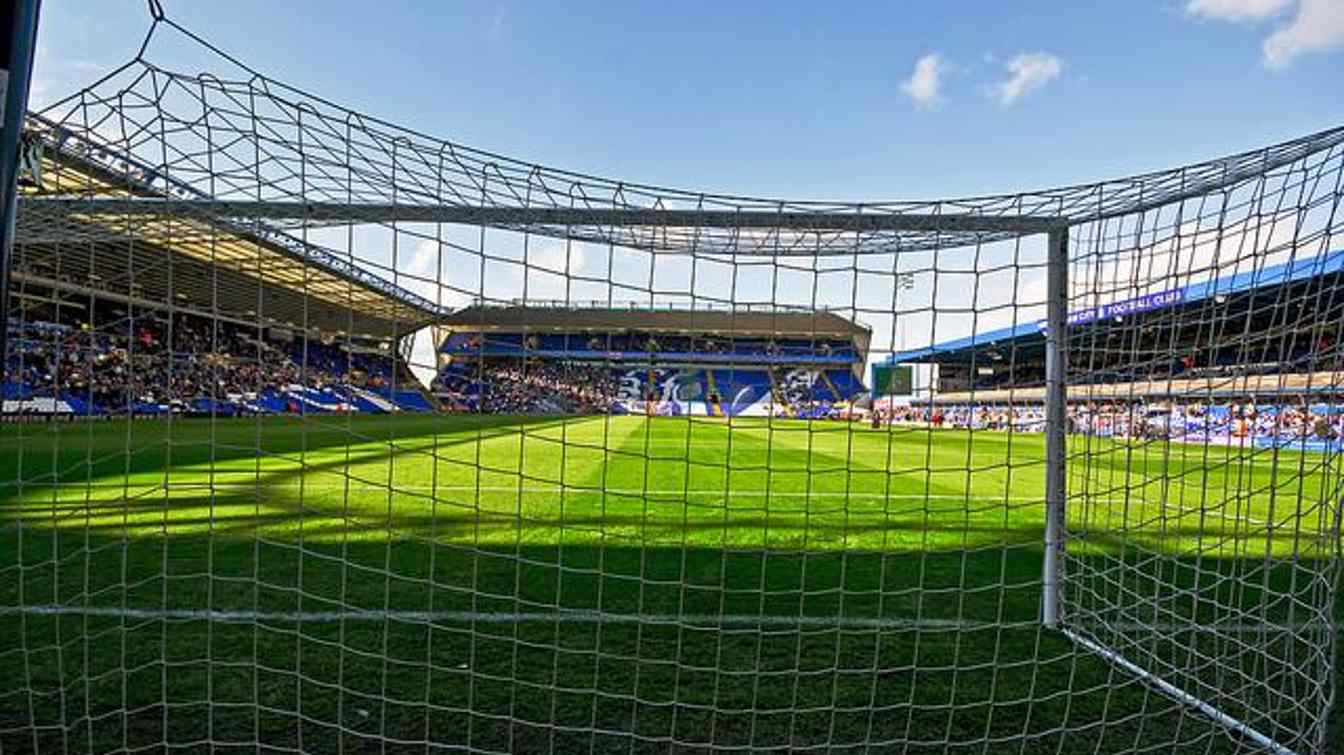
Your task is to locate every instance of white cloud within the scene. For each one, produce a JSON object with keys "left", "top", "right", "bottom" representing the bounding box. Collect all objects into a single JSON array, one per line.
[
  {"left": 1186, "top": 0, "right": 1344, "bottom": 69},
  {"left": 27, "top": 40, "right": 109, "bottom": 110},
  {"left": 899, "top": 53, "right": 945, "bottom": 109},
  {"left": 486, "top": 6, "right": 507, "bottom": 43},
  {"left": 1185, "top": 0, "right": 1292, "bottom": 22},
  {"left": 527, "top": 240, "right": 587, "bottom": 277},
  {"left": 991, "top": 52, "right": 1063, "bottom": 106},
  {"left": 1262, "top": 0, "right": 1344, "bottom": 68},
  {"left": 399, "top": 238, "right": 477, "bottom": 316}
]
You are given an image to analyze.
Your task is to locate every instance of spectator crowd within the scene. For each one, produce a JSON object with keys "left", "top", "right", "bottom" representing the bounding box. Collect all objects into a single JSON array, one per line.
[
  {"left": 5, "top": 305, "right": 405, "bottom": 414},
  {"left": 435, "top": 360, "right": 620, "bottom": 414},
  {"left": 878, "top": 401, "right": 1344, "bottom": 445}
]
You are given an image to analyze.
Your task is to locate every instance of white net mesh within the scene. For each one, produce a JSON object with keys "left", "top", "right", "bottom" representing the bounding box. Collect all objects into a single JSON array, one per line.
[
  {"left": 1061, "top": 145, "right": 1344, "bottom": 754},
  {"left": 1, "top": 7, "right": 1342, "bottom": 754}
]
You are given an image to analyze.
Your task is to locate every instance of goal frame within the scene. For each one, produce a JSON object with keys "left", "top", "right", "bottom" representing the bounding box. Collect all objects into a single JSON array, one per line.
[
  {"left": 11, "top": 189, "right": 1326, "bottom": 753},
  {"left": 1040, "top": 226, "right": 1301, "bottom": 755}
]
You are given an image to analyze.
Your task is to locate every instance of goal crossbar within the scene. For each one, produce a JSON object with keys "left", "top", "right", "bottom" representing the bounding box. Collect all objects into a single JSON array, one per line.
[{"left": 19, "top": 196, "right": 1069, "bottom": 235}]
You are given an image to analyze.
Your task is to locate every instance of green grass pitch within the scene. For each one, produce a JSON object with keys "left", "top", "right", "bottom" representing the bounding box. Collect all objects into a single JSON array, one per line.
[{"left": 1, "top": 414, "right": 1339, "bottom": 753}]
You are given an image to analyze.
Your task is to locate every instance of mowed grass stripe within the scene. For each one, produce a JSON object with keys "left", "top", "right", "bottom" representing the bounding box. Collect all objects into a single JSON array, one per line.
[{"left": 0, "top": 416, "right": 1329, "bottom": 553}]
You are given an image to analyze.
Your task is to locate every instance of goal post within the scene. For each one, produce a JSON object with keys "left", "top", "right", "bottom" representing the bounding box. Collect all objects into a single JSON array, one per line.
[{"left": 1042, "top": 226, "right": 1069, "bottom": 631}]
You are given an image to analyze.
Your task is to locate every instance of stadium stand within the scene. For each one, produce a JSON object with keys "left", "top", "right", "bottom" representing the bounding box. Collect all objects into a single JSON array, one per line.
[
  {"left": 875, "top": 249, "right": 1344, "bottom": 451},
  {"left": 5, "top": 114, "right": 440, "bottom": 417},
  {"left": 433, "top": 302, "right": 870, "bottom": 416}
]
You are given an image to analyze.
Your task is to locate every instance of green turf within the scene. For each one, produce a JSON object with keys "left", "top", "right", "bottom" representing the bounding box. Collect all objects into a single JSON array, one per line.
[{"left": 0, "top": 414, "right": 1339, "bottom": 753}]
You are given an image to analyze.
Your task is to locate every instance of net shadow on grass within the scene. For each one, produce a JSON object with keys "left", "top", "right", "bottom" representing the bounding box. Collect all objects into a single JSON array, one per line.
[{"left": 2, "top": 533, "right": 1336, "bottom": 754}]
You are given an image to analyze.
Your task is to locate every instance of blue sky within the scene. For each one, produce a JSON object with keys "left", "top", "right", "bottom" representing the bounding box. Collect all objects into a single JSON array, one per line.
[{"left": 31, "top": 0, "right": 1344, "bottom": 203}]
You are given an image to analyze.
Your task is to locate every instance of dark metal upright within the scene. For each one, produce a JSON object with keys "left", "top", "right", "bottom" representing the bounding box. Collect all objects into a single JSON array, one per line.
[{"left": 0, "top": 0, "right": 42, "bottom": 392}]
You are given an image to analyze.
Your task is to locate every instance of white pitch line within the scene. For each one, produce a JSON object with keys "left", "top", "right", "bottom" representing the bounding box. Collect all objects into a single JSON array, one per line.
[
  {"left": 12, "top": 482, "right": 1279, "bottom": 525},
  {"left": 7, "top": 483, "right": 1277, "bottom": 525},
  {"left": 2, "top": 605, "right": 1329, "bottom": 635},
  {"left": 7, "top": 482, "right": 1040, "bottom": 501},
  {"left": 0, "top": 480, "right": 1278, "bottom": 507},
  {"left": 2, "top": 604, "right": 978, "bottom": 630}
]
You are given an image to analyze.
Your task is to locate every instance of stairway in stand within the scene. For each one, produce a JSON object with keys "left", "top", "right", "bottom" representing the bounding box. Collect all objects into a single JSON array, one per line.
[
  {"left": 767, "top": 368, "right": 785, "bottom": 408},
  {"left": 819, "top": 370, "right": 844, "bottom": 402}
]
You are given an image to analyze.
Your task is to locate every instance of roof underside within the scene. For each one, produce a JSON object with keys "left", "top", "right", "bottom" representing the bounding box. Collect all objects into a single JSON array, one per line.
[
  {"left": 12, "top": 237, "right": 416, "bottom": 338},
  {"left": 14, "top": 115, "right": 441, "bottom": 338}
]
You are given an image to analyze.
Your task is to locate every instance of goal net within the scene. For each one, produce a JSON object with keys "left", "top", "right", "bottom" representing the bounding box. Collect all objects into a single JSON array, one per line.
[{"left": 3, "top": 7, "right": 1342, "bottom": 754}]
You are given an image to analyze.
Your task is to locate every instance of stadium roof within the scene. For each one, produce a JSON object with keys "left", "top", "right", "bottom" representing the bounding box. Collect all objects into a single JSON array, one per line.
[
  {"left": 441, "top": 302, "right": 871, "bottom": 339},
  {"left": 14, "top": 114, "right": 444, "bottom": 339},
  {"left": 885, "top": 248, "right": 1344, "bottom": 365}
]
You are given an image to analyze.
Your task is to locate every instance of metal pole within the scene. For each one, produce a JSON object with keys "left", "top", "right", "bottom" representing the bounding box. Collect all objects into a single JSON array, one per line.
[
  {"left": 18, "top": 198, "right": 1071, "bottom": 235},
  {"left": 0, "top": 0, "right": 42, "bottom": 395},
  {"left": 1060, "top": 628, "right": 1299, "bottom": 755},
  {"left": 1041, "top": 227, "right": 1069, "bottom": 628}
]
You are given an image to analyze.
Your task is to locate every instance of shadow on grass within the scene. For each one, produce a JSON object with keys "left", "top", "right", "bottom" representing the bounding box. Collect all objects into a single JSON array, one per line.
[{"left": 1, "top": 522, "right": 1338, "bottom": 754}]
